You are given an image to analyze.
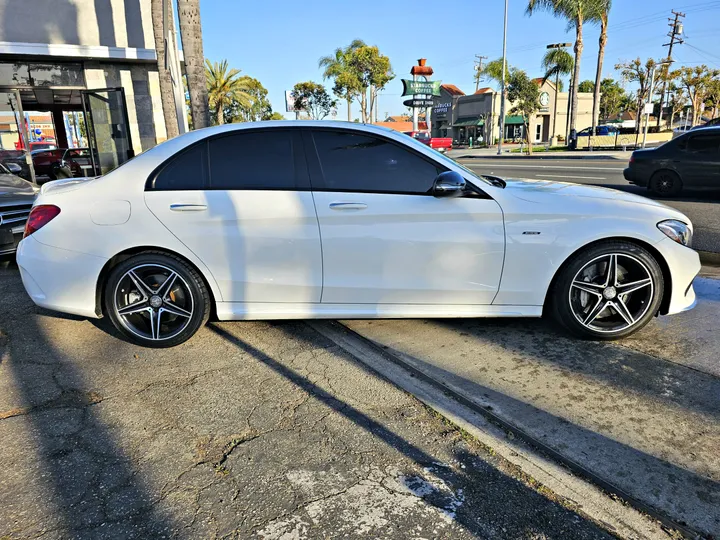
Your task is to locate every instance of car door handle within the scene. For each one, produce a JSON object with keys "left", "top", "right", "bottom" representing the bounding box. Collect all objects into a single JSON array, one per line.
[
  {"left": 170, "top": 204, "right": 207, "bottom": 212},
  {"left": 328, "top": 202, "right": 367, "bottom": 211}
]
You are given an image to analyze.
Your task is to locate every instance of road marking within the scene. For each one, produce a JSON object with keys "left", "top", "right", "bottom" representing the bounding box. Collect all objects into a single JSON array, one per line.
[
  {"left": 536, "top": 174, "right": 608, "bottom": 180},
  {"left": 462, "top": 163, "right": 626, "bottom": 171}
]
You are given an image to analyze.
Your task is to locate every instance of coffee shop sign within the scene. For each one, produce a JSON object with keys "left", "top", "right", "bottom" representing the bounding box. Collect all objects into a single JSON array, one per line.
[{"left": 434, "top": 102, "right": 451, "bottom": 114}]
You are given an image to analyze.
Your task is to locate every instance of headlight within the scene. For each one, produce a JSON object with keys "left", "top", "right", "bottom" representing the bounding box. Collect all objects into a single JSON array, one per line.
[{"left": 657, "top": 219, "right": 692, "bottom": 246}]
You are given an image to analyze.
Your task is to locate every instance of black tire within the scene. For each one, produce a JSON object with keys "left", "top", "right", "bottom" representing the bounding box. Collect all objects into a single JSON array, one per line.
[
  {"left": 103, "top": 252, "right": 210, "bottom": 348},
  {"left": 549, "top": 241, "right": 664, "bottom": 340},
  {"left": 649, "top": 169, "right": 682, "bottom": 197}
]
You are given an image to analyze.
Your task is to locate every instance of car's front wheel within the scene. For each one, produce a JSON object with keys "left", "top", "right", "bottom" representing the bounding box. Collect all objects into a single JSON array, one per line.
[
  {"left": 104, "top": 252, "right": 210, "bottom": 347},
  {"left": 550, "top": 241, "right": 664, "bottom": 340}
]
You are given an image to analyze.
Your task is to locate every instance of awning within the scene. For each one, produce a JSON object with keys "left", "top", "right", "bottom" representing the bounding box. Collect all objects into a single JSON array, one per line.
[
  {"left": 453, "top": 117, "right": 484, "bottom": 127},
  {"left": 504, "top": 115, "right": 525, "bottom": 125}
]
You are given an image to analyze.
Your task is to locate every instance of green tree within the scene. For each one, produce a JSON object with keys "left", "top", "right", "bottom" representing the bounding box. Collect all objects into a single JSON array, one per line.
[
  {"left": 666, "top": 83, "right": 686, "bottom": 129},
  {"left": 478, "top": 58, "right": 515, "bottom": 88},
  {"left": 671, "top": 65, "right": 720, "bottom": 125},
  {"left": 592, "top": 0, "right": 611, "bottom": 134},
  {"left": 205, "top": 59, "right": 252, "bottom": 125},
  {"left": 346, "top": 45, "right": 394, "bottom": 123},
  {"left": 319, "top": 39, "right": 366, "bottom": 122},
  {"left": 616, "top": 58, "right": 660, "bottom": 132},
  {"left": 291, "top": 81, "right": 337, "bottom": 120},
  {"left": 598, "top": 78, "right": 626, "bottom": 121},
  {"left": 527, "top": 0, "right": 604, "bottom": 136},
  {"left": 578, "top": 80, "right": 595, "bottom": 93},
  {"left": 705, "top": 77, "right": 720, "bottom": 120},
  {"left": 223, "top": 77, "right": 274, "bottom": 123},
  {"left": 178, "top": 0, "right": 210, "bottom": 128},
  {"left": 507, "top": 70, "right": 541, "bottom": 154},
  {"left": 266, "top": 112, "right": 286, "bottom": 121}
]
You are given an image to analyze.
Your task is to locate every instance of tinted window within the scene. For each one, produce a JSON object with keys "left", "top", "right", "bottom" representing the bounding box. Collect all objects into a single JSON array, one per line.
[
  {"left": 208, "top": 131, "right": 295, "bottom": 190},
  {"left": 151, "top": 142, "right": 208, "bottom": 190},
  {"left": 687, "top": 134, "right": 720, "bottom": 154},
  {"left": 311, "top": 130, "right": 441, "bottom": 193}
]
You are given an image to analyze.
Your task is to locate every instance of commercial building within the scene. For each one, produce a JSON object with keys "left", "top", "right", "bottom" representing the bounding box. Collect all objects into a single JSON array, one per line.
[
  {"left": 0, "top": 0, "right": 176, "bottom": 180},
  {"left": 431, "top": 81, "right": 598, "bottom": 145}
]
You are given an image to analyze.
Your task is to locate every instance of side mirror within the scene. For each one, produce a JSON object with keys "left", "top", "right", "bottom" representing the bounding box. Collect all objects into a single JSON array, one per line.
[
  {"left": 6, "top": 162, "right": 21, "bottom": 174},
  {"left": 433, "top": 170, "right": 466, "bottom": 198}
]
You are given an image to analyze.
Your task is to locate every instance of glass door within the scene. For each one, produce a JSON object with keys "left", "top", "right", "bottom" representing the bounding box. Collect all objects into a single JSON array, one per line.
[
  {"left": 0, "top": 89, "right": 36, "bottom": 183},
  {"left": 81, "top": 88, "right": 134, "bottom": 175}
]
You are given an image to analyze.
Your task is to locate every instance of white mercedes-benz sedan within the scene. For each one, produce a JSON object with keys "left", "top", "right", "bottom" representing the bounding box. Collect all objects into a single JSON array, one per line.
[{"left": 17, "top": 121, "right": 700, "bottom": 347}]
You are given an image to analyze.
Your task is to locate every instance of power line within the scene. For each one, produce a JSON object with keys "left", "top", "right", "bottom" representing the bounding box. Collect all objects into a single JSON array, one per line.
[{"left": 474, "top": 55, "right": 488, "bottom": 91}]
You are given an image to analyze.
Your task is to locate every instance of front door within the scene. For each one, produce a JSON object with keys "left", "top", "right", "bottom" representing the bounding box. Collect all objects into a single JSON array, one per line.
[
  {"left": 144, "top": 129, "right": 323, "bottom": 303},
  {"left": 81, "top": 88, "right": 134, "bottom": 175},
  {"left": 306, "top": 129, "right": 505, "bottom": 305},
  {"left": 682, "top": 132, "right": 720, "bottom": 188}
]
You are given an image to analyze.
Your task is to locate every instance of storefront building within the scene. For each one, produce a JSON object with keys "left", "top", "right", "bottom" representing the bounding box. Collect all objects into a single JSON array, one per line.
[
  {"left": 431, "top": 80, "right": 598, "bottom": 145},
  {"left": 0, "top": 0, "right": 170, "bottom": 180}
]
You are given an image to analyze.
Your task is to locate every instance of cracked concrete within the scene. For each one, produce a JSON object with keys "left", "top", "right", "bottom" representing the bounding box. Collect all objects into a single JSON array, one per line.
[{"left": 0, "top": 262, "right": 614, "bottom": 539}]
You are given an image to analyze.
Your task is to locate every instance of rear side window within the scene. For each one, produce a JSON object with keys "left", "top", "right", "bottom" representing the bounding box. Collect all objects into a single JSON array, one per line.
[
  {"left": 208, "top": 131, "right": 295, "bottom": 190},
  {"left": 311, "top": 130, "right": 441, "bottom": 194},
  {"left": 687, "top": 134, "right": 720, "bottom": 154},
  {"left": 151, "top": 142, "right": 208, "bottom": 190}
]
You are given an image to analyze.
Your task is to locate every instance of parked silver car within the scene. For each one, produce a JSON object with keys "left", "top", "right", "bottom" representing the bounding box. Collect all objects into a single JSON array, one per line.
[{"left": 0, "top": 162, "right": 36, "bottom": 256}]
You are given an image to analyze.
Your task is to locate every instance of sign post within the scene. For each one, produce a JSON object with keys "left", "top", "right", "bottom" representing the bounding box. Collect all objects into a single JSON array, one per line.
[{"left": 405, "top": 59, "right": 439, "bottom": 133}]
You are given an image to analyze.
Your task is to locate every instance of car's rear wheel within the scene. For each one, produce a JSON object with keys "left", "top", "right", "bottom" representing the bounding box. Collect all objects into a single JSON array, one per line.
[
  {"left": 104, "top": 252, "right": 210, "bottom": 347},
  {"left": 550, "top": 241, "right": 664, "bottom": 340},
  {"left": 649, "top": 169, "right": 682, "bottom": 197}
]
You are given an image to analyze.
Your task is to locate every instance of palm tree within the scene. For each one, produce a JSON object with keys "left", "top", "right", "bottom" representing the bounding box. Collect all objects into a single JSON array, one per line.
[
  {"left": 527, "top": 0, "right": 601, "bottom": 139},
  {"left": 541, "top": 48, "right": 574, "bottom": 143},
  {"left": 177, "top": 0, "right": 210, "bottom": 129},
  {"left": 151, "top": 0, "right": 179, "bottom": 139},
  {"left": 205, "top": 59, "right": 252, "bottom": 125},
  {"left": 319, "top": 39, "right": 366, "bottom": 122},
  {"left": 592, "top": 0, "right": 612, "bottom": 135}
]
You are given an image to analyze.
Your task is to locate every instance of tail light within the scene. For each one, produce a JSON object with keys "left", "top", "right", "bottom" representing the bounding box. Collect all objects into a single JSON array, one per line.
[
  {"left": 24, "top": 205, "right": 61, "bottom": 238},
  {"left": 629, "top": 154, "right": 635, "bottom": 164}
]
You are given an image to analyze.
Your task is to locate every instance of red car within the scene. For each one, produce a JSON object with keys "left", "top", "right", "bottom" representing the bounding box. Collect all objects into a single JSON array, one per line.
[
  {"left": 32, "top": 148, "right": 96, "bottom": 182},
  {"left": 403, "top": 131, "right": 453, "bottom": 153}
]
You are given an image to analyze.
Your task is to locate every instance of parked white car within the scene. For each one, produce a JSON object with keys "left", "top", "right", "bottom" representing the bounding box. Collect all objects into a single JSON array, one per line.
[{"left": 17, "top": 122, "right": 700, "bottom": 347}]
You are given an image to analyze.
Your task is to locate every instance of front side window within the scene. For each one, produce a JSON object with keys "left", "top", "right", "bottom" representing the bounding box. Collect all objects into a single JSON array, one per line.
[
  {"left": 311, "top": 130, "right": 441, "bottom": 194},
  {"left": 150, "top": 142, "right": 208, "bottom": 190},
  {"left": 208, "top": 131, "right": 295, "bottom": 190},
  {"left": 687, "top": 134, "right": 720, "bottom": 154}
]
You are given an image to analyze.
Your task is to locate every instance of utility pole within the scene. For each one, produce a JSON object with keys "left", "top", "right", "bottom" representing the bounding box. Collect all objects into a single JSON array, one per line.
[
  {"left": 657, "top": 10, "right": 685, "bottom": 129},
  {"left": 474, "top": 55, "right": 488, "bottom": 92},
  {"left": 497, "top": 0, "right": 508, "bottom": 155}
]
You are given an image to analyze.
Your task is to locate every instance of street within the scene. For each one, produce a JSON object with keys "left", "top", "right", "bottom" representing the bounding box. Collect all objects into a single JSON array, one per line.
[{"left": 459, "top": 158, "right": 720, "bottom": 254}]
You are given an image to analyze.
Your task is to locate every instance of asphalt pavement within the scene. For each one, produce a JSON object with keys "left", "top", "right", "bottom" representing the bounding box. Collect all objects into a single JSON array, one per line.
[
  {"left": 460, "top": 158, "right": 720, "bottom": 255},
  {"left": 0, "top": 261, "right": 619, "bottom": 539}
]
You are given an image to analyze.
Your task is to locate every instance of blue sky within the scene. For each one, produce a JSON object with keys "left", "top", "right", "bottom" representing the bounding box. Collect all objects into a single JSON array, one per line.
[{"left": 199, "top": 0, "right": 720, "bottom": 120}]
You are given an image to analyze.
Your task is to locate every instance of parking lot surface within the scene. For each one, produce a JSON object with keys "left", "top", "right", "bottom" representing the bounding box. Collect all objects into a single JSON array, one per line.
[
  {"left": 343, "top": 276, "right": 720, "bottom": 536},
  {"left": 0, "top": 262, "right": 614, "bottom": 539}
]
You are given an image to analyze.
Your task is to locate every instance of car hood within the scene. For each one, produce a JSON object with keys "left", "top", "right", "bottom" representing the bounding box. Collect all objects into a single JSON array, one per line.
[
  {"left": 502, "top": 177, "right": 671, "bottom": 210},
  {"left": 0, "top": 173, "right": 36, "bottom": 199}
]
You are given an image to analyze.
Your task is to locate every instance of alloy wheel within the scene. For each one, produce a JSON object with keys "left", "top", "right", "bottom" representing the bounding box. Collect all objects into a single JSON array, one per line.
[
  {"left": 568, "top": 253, "right": 655, "bottom": 334},
  {"left": 113, "top": 264, "right": 194, "bottom": 341}
]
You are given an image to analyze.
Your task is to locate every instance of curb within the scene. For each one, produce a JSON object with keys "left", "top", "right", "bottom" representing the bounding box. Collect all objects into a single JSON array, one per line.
[
  {"left": 452, "top": 154, "right": 625, "bottom": 161},
  {"left": 699, "top": 250, "right": 720, "bottom": 266}
]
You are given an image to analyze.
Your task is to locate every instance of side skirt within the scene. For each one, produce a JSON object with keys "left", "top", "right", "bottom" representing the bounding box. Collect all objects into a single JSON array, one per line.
[{"left": 215, "top": 302, "right": 543, "bottom": 321}]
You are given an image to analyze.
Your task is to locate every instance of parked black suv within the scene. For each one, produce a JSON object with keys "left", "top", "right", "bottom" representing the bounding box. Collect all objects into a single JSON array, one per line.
[
  {"left": 0, "top": 163, "right": 36, "bottom": 256},
  {"left": 623, "top": 127, "right": 720, "bottom": 196}
]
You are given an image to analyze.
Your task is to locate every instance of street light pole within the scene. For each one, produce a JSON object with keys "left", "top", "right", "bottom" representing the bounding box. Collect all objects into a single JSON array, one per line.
[
  {"left": 497, "top": 0, "right": 508, "bottom": 155},
  {"left": 642, "top": 61, "right": 670, "bottom": 148}
]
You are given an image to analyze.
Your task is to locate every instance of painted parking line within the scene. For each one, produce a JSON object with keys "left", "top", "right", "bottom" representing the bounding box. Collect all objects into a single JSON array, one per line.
[{"left": 535, "top": 174, "right": 608, "bottom": 180}]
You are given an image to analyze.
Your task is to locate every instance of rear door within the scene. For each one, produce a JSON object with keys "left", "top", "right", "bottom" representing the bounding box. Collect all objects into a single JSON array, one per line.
[{"left": 144, "top": 129, "right": 323, "bottom": 303}]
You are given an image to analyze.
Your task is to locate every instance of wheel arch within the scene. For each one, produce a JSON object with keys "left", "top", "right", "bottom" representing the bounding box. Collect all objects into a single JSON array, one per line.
[
  {"left": 543, "top": 236, "right": 673, "bottom": 316},
  {"left": 95, "top": 246, "right": 219, "bottom": 318}
]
